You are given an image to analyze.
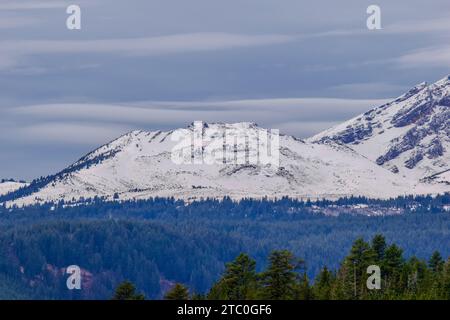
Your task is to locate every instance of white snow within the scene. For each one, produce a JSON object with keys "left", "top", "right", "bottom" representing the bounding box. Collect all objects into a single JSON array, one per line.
[
  {"left": 0, "top": 181, "right": 27, "bottom": 196},
  {"left": 2, "top": 76, "right": 449, "bottom": 207},
  {"left": 309, "top": 75, "right": 450, "bottom": 184},
  {"left": 5, "top": 121, "right": 447, "bottom": 207}
]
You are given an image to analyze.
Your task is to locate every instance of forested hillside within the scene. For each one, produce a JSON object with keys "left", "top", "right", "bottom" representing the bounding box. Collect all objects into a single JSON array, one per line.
[
  {"left": 0, "top": 194, "right": 449, "bottom": 299},
  {"left": 162, "top": 235, "right": 450, "bottom": 300}
]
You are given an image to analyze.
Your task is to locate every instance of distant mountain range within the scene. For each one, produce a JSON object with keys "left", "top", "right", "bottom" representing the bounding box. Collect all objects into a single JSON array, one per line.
[{"left": 1, "top": 75, "right": 449, "bottom": 207}]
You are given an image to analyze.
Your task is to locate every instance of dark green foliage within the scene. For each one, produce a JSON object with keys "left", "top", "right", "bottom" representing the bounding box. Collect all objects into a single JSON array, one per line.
[
  {"left": 0, "top": 194, "right": 449, "bottom": 299},
  {"left": 331, "top": 238, "right": 377, "bottom": 299},
  {"left": 312, "top": 267, "right": 334, "bottom": 300},
  {"left": 112, "top": 281, "right": 145, "bottom": 300},
  {"left": 324, "top": 236, "right": 450, "bottom": 300},
  {"left": 208, "top": 254, "right": 257, "bottom": 300},
  {"left": 382, "top": 244, "right": 404, "bottom": 296},
  {"left": 439, "top": 259, "right": 450, "bottom": 299},
  {"left": 0, "top": 275, "right": 33, "bottom": 300},
  {"left": 208, "top": 250, "right": 311, "bottom": 300},
  {"left": 372, "top": 234, "right": 387, "bottom": 261},
  {"left": 0, "top": 220, "right": 245, "bottom": 299},
  {"left": 261, "top": 250, "right": 303, "bottom": 300},
  {"left": 164, "top": 283, "right": 190, "bottom": 300},
  {"left": 208, "top": 236, "right": 450, "bottom": 300},
  {"left": 294, "top": 273, "right": 313, "bottom": 300},
  {"left": 429, "top": 251, "right": 444, "bottom": 272}
]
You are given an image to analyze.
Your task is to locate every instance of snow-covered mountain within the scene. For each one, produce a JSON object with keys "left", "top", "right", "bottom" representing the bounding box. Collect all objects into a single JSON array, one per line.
[
  {"left": 0, "top": 180, "right": 28, "bottom": 196},
  {"left": 1, "top": 76, "right": 449, "bottom": 207},
  {"left": 3, "top": 121, "right": 440, "bottom": 207},
  {"left": 310, "top": 75, "right": 450, "bottom": 187}
]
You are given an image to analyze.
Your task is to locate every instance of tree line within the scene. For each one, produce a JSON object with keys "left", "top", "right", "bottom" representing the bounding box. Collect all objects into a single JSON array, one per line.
[{"left": 115, "top": 234, "right": 450, "bottom": 300}]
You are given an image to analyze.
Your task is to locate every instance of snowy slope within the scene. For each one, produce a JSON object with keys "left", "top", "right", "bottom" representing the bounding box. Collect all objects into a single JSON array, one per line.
[
  {"left": 310, "top": 75, "right": 450, "bottom": 183},
  {"left": 3, "top": 122, "right": 434, "bottom": 207},
  {"left": 2, "top": 76, "right": 449, "bottom": 207},
  {"left": 422, "top": 169, "right": 450, "bottom": 186},
  {"left": 0, "top": 181, "right": 28, "bottom": 196}
]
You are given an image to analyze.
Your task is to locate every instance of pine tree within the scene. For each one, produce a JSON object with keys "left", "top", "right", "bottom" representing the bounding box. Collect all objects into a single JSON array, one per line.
[
  {"left": 295, "top": 273, "right": 313, "bottom": 300},
  {"left": 438, "top": 258, "right": 450, "bottom": 299},
  {"left": 402, "top": 256, "right": 429, "bottom": 299},
  {"left": 428, "top": 251, "right": 444, "bottom": 273},
  {"left": 165, "top": 283, "right": 190, "bottom": 300},
  {"left": 208, "top": 253, "right": 257, "bottom": 300},
  {"left": 313, "top": 266, "right": 334, "bottom": 300},
  {"left": 337, "top": 238, "right": 376, "bottom": 299},
  {"left": 261, "top": 250, "right": 303, "bottom": 300},
  {"left": 371, "top": 234, "right": 386, "bottom": 262},
  {"left": 112, "top": 281, "right": 145, "bottom": 300},
  {"left": 382, "top": 244, "right": 404, "bottom": 297},
  {"left": 191, "top": 292, "right": 206, "bottom": 300},
  {"left": 426, "top": 252, "right": 445, "bottom": 299}
]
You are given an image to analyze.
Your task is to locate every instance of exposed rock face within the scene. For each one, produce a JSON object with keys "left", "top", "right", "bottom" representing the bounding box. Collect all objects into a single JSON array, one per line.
[{"left": 311, "top": 75, "right": 450, "bottom": 181}]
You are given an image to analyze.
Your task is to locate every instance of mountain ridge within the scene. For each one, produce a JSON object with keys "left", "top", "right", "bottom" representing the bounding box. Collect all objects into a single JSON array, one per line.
[
  {"left": 2, "top": 76, "right": 449, "bottom": 207},
  {"left": 310, "top": 75, "right": 450, "bottom": 183}
]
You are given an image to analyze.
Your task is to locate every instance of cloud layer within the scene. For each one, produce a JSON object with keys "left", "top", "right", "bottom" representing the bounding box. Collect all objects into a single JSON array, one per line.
[
  {"left": 4, "top": 97, "right": 389, "bottom": 146},
  {"left": 1, "top": 0, "right": 449, "bottom": 180}
]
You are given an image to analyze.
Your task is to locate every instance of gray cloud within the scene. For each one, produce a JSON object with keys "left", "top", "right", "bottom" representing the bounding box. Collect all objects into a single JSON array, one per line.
[
  {"left": 11, "top": 122, "right": 133, "bottom": 145},
  {"left": 397, "top": 45, "right": 450, "bottom": 68},
  {"left": 7, "top": 97, "right": 389, "bottom": 141},
  {"left": 0, "top": 16, "right": 39, "bottom": 29},
  {"left": 0, "top": 1, "right": 74, "bottom": 11},
  {"left": 1, "top": 0, "right": 449, "bottom": 180},
  {"left": 0, "top": 33, "right": 296, "bottom": 71},
  {"left": 3, "top": 33, "right": 296, "bottom": 55},
  {"left": 385, "top": 17, "right": 450, "bottom": 35},
  {"left": 327, "top": 82, "right": 409, "bottom": 97}
]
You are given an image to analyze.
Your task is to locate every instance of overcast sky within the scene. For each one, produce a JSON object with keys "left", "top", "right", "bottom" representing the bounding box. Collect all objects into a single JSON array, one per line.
[{"left": 1, "top": 0, "right": 450, "bottom": 180}]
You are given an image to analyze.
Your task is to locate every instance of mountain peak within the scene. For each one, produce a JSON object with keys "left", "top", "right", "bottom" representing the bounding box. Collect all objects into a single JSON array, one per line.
[
  {"left": 186, "top": 121, "right": 260, "bottom": 130},
  {"left": 413, "top": 81, "right": 428, "bottom": 89},
  {"left": 436, "top": 74, "right": 450, "bottom": 84},
  {"left": 431, "top": 74, "right": 450, "bottom": 93},
  {"left": 2, "top": 75, "right": 449, "bottom": 207},
  {"left": 310, "top": 75, "right": 450, "bottom": 180},
  {"left": 4, "top": 119, "right": 438, "bottom": 207}
]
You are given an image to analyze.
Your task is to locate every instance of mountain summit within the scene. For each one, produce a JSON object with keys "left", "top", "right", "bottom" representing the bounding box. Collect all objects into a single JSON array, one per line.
[
  {"left": 1, "top": 122, "right": 432, "bottom": 207},
  {"left": 2, "top": 77, "right": 449, "bottom": 207},
  {"left": 311, "top": 75, "right": 450, "bottom": 185}
]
